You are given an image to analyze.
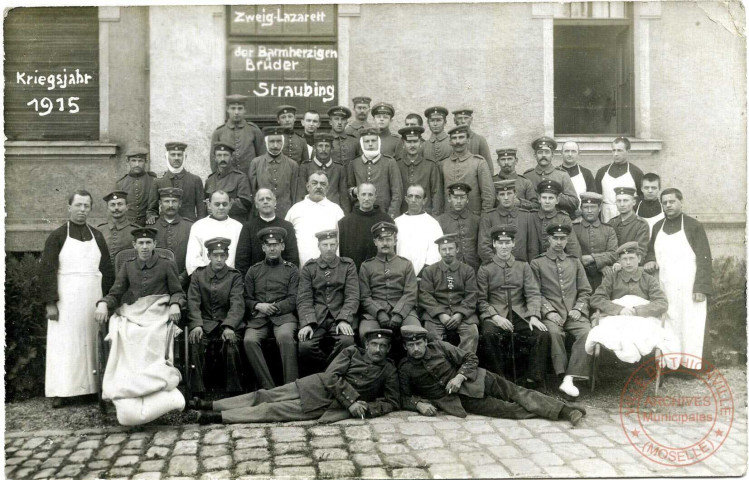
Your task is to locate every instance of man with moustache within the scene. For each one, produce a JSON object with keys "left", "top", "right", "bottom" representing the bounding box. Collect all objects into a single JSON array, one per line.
[
  {"left": 115, "top": 147, "right": 157, "bottom": 226},
  {"left": 452, "top": 108, "right": 492, "bottom": 172},
  {"left": 370, "top": 102, "right": 401, "bottom": 157},
  {"left": 297, "top": 133, "right": 350, "bottom": 212},
  {"left": 560, "top": 141, "right": 595, "bottom": 206},
  {"left": 595, "top": 137, "right": 645, "bottom": 223},
  {"left": 397, "top": 125, "right": 444, "bottom": 216},
  {"left": 210, "top": 94, "right": 264, "bottom": 176},
  {"left": 422, "top": 106, "right": 451, "bottom": 163},
  {"left": 186, "top": 191, "right": 244, "bottom": 275},
  {"left": 338, "top": 183, "right": 394, "bottom": 269},
  {"left": 276, "top": 105, "right": 309, "bottom": 164},
  {"left": 328, "top": 105, "right": 360, "bottom": 168},
  {"left": 98, "top": 191, "right": 140, "bottom": 262},
  {"left": 147, "top": 142, "right": 207, "bottom": 224},
  {"left": 153, "top": 187, "right": 194, "bottom": 288},
  {"left": 493, "top": 148, "right": 538, "bottom": 211},
  {"left": 347, "top": 127, "right": 403, "bottom": 218},
  {"left": 204, "top": 143, "right": 253, "bottom": 222},
  {"left": 344, "top": 96, "right": 374, "bottom": 138},
  {"left": 523, "top": 137, "right": 579, "bottom": 218},
  {"left": 478, "top": 180, "right": 539, "bottom": 263},
  {"left": 249, "top": 126, "right": 299, "bottom": 220},
  {"left": 441, "top": 125, "right": 495, "bottom": 215}
]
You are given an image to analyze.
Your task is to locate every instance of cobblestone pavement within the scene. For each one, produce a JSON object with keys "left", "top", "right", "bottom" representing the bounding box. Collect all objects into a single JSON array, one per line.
[{"left": 5, "top": 407, "right": 747, "bottom": 479}]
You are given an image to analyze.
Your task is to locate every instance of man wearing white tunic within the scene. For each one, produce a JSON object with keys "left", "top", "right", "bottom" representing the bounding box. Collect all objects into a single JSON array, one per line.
[
  {"left": 394, "top": 185, "right": 443, "bottom": 276},
  {"left": 644, "top": 188, "right": 712, "bottom": 370},
  {"left": 186, "top": 191, "right": 243, "bottom": 275},
  {"left": 285, "top": 171, "right": 345, "bottom": 267},
  {"left": 39, "top": 190, "right": 115, "bottom": 408},
  {"left": 594, "top": 137, "right": 645, "bottom": 223}
]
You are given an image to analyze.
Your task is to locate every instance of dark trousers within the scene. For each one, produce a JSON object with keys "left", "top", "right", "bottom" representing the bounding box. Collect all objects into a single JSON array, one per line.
[
  {"left": 189, "top": 328, "right": 243, "bottom": 394},
  {"left": 479, "top": 316, "right": 550, "bottom": 383},
  {"left": 298, "top": 319, "right": 356, "bottom": 375},
  {"left": 460, "top": 371, "right": 564, "bottom": 420},
  {"left": 213, "top": 381, "right": 325, "bottom": 424},
  {"left": 543, "top": 317, "right": 592, "bottom": 378},
  {"left": 243, "top": 322, "right": 298, "bottom": 390}
]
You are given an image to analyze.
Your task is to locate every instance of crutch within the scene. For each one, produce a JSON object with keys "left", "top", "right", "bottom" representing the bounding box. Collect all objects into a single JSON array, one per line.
[{"left": 500, "top": 284, "right": 518, "bottom": 383}]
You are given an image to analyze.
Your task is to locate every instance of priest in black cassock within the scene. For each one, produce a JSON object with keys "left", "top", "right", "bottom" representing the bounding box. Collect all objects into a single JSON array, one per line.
[{"left": 39, "top": 190, "right": 115, "bottom": 407}]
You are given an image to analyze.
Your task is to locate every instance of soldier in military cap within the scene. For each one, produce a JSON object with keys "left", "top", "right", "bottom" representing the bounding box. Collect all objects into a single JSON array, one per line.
[
  {"left": 187, "top": 237, "right": 245, "bottom": 395},
  {"left": 529, "top": 179, "right": 583, "bottom": 258},
  {"left": 493, "top": 148, "right": 539, "bottom": 210},
  {"left": 152, "top": 187, "right": 193, "bottom": 288},
  {"left": 345, "top": 96, "right": 374, "bottom": 138},
  {"left": 204, "top": 142, "right": 253, "bottom": 222},
  {"left": 328, "top": 105, "right": 361, "bottom": 167},
  {"left": 249, "top": 126, "right": 299, "bottom": 220},
  {"left": 98, "top": 191, "right": 140, "bottom": 262},
  {"left": 452, "top": 108, "right": 492, "bottom": 171},
  {"left": 276, "top": 105, "right": 309, "bottom": 164},
  {"left": 243, "top": 227, "right": 300, "bottom": 390},
  {"left": 189, "top": 328, "right": 398, "bottom": 425},
  {"left": 297, "top": 229, "right": 359, "bottom": 373},
  {"left": 397, "top": 125, "right": 444, "bottom": 216},
  {"left": 211, "top": 94, "right": 265, "bottom": 176},
  {"left": 358, "top": 222, "right": 421, "bottom": 349},
  {"left": 419, "top": 234, "right": 480, "bottom": 353},
  {"left": 115, "top": 147, "right": 157, "bottom": 226},
  {"left": 95, "top": 227, "right": 186, "bottom": 324},
  {"left": 441, "top": 125, "right": 495, "bottom": 215},
  {"left": 347, "top": 126, "right": 403, "bottom": 218},
  {"left": 477, "top": 224, "right": 550, "bottom": 390},
  {"left": 297, "top": 132, "right": 350, "bottom": 212},
  {"left": 572, "top": 192, "right": 618, "bottom": 291},
  {"left": 422, "top": 106, "right": 451, "bottom": 162},
  {"left": 524, "top": 136, "right": 580, "bottom": 218},
  {"left": 437, "top": 183, "right": 479, "bottom": 270},
  {"left": 478, "top": 179, "right": 540, "bottom": 264},
  {"left": 530, "top": 223, "right": 593, "bottom": 398},
  {"left": 147, "top": 141, "right": 207, "bottom": 224},
  {"left": 370, "top": 102, "right": 401, "bottom": 157},
  {"left": 608, "top": 186, "right": 650, "bottom": 263}
]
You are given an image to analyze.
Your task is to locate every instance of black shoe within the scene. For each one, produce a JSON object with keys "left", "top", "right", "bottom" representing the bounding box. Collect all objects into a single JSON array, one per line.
[
  {"left": 568, "top": 409, "right": 584, "bottom": 427},
  {"left": 51, "top": 397, "right": 67, "bottom": 409},
  {"left": 197, "top": 411, "right": 222, "bottom": 425},
  {"left": 187, "top": 397, "right": 213, "bottom": 410},
  {"left": 564, "top": 401, "right": 587, "bottom": 416}
]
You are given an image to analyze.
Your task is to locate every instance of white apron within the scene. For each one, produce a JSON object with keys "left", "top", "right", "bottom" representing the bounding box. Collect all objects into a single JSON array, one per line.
[
  {"left": 45, "top": 222, "right": 102, "bottom": 397},
  {"left": 654, "top": 216, "right": 707, "bottom": 370},
  {"left": 601, "top": 162, "right": 636, "bottom": 223},
  {"left": 636, "top": 202, "right": 665, "bottom": 236},
  {"left": 569, "top": 166, "right": 588, "bottom": 203}
]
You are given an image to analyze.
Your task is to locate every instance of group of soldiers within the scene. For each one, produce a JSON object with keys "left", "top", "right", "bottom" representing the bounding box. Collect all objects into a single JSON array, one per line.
[{"left": 43, "top": 93, "right": 713, "bottom": 424}]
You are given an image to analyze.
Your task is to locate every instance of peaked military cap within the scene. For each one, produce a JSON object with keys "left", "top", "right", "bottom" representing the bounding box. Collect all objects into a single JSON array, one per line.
[
  {"left": 580, "top": 192, "right": 604, "bottom": 205},
  {"left": 452, "top": 108, "right": 474, "bottom": 116},
  {"left": 352, "top": 96, "right": 372, "bottom": 106},
  {"left": 537, "top": 179, "right": 563, "bottom": 195},
  {"left": 613, "top": 136, "right": 632, "bottom": 150},
  {"left": 314, "top": 132, "right": 334, "bottom": 145},
  {"left": 131, "top": 227, "right": 158, "bottom": 240},
  {"left": 103, "top": 191, "right": 128, "bottom": 203},
  {"left": 276, "top": 105, "right": 297, "bottom": 116},
  {"left": 327, "top": 105, "right": 352, "bottom": 119},
  {"left": 398, "top": 126, "right": 425, "bottom": 139},
  {"left": 532, "top": 136, "right": 558, "bottom": 151},
  {"left": 364, "top": 329, "right": 393, "bottom": 342},
  {"left": 371, "top": 221, "right": 398, "bottom": 238},
  {"left": 490, "top": 224, "right": 518, "bottom": 240},
  {"left": 496, "top": 148, "right": 517, "bottom": 158},
  {"left": 360, "top": 126, "right": 381, "bottom": 137},
  {"left": 257, "top": 226, "right": 287, "bottom": 243},
  {"left": 616, "top": 241, "right": 641, "bottom": 256},
  {"left": 315, "top": 229, "right": 338, "bottom": 241},
  {"left": 447, "top": 182, "right": 472, "bottom": 194},
  {"left": 125, "top": 147, "right": 149, "bottom": 159},
  {"left": 546, "top": 223, "right": 571, "bottom": 236},
  {"left": 614, "top": 186, "right": 637, "bottom": 197},
  {"left": 371, "top": 102, "right": 395, "bottom": 117},
  {"left": 493, "top": 180, "right": 516, "bottom": 192},
  {"left": 165, "top": 142, "right": 187, "bottom": 152},
  {"left": 158, "top": 187, "right": 184, "bottom": 199},
  {"left": 401, "top": 325, "right": 429, "bottom": 341},
  {"left": 447, "top": 124, "right": 470, "bottom": 136},
  {"left": 424, "top": 106, "right": 448, "bottom": 119},
  {"left": 213, "top": 142, "right": 235, "bottom": 154},
  {"left": 263, "top": 126, "right": 288, "bottom": 136},
  {"left": 205, "top": 237, "right": 231, "bottom": 254},
  {"left": 226, "top": 94, "right": 248, "bottom": 105},
  {"left": 434, "top": 233, "right": 459, "bottom": 246}
]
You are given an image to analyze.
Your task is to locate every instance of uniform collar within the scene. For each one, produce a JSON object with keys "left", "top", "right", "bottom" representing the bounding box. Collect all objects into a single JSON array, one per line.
[
  {"left": 313, "top": 157, "right": 333, "bottom": 168},
  {"left": 438, "top": 260, "right": 461, "bottom": 272},
  {"left": 136, "top": 253, "right": 159, "bottom": 270},
  {"left": 448, "top": 208, "right": 470, "bottom": 220},
  {"left": 378, "top": 128, "right": 392, "bottom": 137},
  {"left": 492, "top": 255, "right": 515, "bottom": 267},
  {"left": 582, "top": 218, "right": 601, "bottom": 228},
  {"left": 227, "top": 119, "right": 247, "bottom": 130},
  {"left": 497, "top": 171, "right": 518, "bottom": 180},
  {"left": 208, "top": 265, "right": 229, "bottom": 279},
  {"left": 165, "top": 170, "right": 186, "bottom": 179},
  {"left": 496, "top": 205, "right": 518, "bottom": 217},
  {"left": 318, "top": 256, "right": 340, "bottom": 269},
  {"left": 430, "top": 131, "right": 448, "bottom": 142},
  {"left": 363, "top": 154, "right": 381, "bottom": 164},
  {"left": 159, "top": 214, "right": 183, "bottom": 226},
  {"left": 402, "top": 154, "right": 424, "bottom": 166},
  {"left": 216, "top": 168, "right": 233, "bottom": 179},
  {"left": 375, "top": 252, "right": 396, "bottom": 262},
  {"left": 537, "top": 209, "right": 558, "bottom": 219},
  {"left": 128, "top": 170, "right": 146, "bottom": 178},
  {"left": 618, "top": 212, "right": 637, "bottom": 225},
  {"left": 110, "top": 217, "right": 131, "bottom": 230},
  {"left": 332, "top": 131, "right": 352, "bottom": 139},
  {"left": 620, "top": 268, "right": 643, "bottom": 282},
  {"left": 264, "top": 257, "right": 282, "bottom": 266},
  {"left": 450, "top": 151, "right": 471, "bottom": 162},
  {"left": 534, "top": 164, "right": 556, "bottom": 175},
  {"left": 544, "top": 250, "right": 567, "bottom": 261}
]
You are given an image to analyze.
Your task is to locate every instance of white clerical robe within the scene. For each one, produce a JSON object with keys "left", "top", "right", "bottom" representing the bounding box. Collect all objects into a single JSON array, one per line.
[
  {"left": 394, "top": 212, "right": 443, "bottom": 275},
  {"left": 285, "top": 196, "right": 345, "bottom": 266},
  {"left": 185, "top": 216, "right": 244, "bottom": 275}
]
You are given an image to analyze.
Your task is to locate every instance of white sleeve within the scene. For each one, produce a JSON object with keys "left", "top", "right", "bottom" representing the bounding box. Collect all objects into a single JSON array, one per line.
[{"left": 185, "top": 227, "right": 207, "bottom": 275}]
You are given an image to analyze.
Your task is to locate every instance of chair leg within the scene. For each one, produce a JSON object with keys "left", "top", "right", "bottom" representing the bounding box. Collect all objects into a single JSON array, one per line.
[
  {"left": 591, "top": 344, "right": 600, "bottom": 392},
  {"left": 654, "top": 348, "right": 662, "bottom": 395},
  {"left": 183, "top": 332, "right": 191, "bottom": 400},
  {"left": 97, "top": 328, "right": 108, "bottom": 413}
]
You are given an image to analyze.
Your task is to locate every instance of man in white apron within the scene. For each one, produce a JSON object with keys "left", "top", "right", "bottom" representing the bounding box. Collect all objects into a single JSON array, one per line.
[
  {"left": 594, "top": 137, "right": 645, "bottom": 223},
  {"left": 644, "top": 188, "right": 713, "bottom": 370},
  {"left": 560, "top": 141, "right": 595, "bottom": 206},
  {"left": 635, "top": 172, "right": 665, "bottom": 236},
  {"left": 39, "top": 190, "right": 115, "bottom": 408}
]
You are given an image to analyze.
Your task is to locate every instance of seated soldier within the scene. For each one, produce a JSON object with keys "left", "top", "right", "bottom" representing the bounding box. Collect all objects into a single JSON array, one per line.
[
  {"left": 189, "top": 329, "right": 399, "bottom": 424},
  {"left": 187, "top": 237, "right": 245, "bottom": 396},
  {"left": 297, "top": 230, "right": 359, "bottom": 373},
  {"left": 420, "top": 234, "right": 480, "bottom": 354},
  {"left": 358, "top": 222, "right": 421, "bottom": 346},
  {"left": 530, "top": 224, "right": 593, "bottom": 398},
  {"left": 398, "top": 325, "right": 586, "bottom": 426},
  {"left": 244, "top": 227, "right": 299, "bottom": 390},
  {"left": 477, "top": 225, "right": 550, "bottom": 391}
]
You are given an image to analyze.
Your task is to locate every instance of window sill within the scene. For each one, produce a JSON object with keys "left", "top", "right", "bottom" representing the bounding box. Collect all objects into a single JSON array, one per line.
[
  {"left": 4, "top": 141, "right": 119, "bottom": 157},
  {"left": 554, "top": 137, "right": 662, "bottom": 155}
]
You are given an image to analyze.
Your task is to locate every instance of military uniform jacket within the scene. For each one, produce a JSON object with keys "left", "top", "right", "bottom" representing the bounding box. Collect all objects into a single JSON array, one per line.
[
  {"left": 296, "top": 345, "right": 399, "bottom": 421},
  {"left": 572, "top": 219, "right": 618, "bottom": 280},
  {"left": 608, "top": 214, "right": 650, "bottom": 263},
  {"left": 523, "top": 165, "right": 580, "bottom": 218},
  {"left": 344, "top": 119, "right": 373, "bottom": 138},
  {"left": 590, "top": 268, "right": 668, "bottom": 319},
  {"left": 244, "top": 259, "right": 299, "bottom": 328},
  {"left": 204, "top": 169, "right": 253, "bottom": 219},
  {"left": 530, "top": 251, "right": 592, "bottom": 321},
  {"left": 419, "top": 260, "right": 478, "bottom": 324},
  {"left": 97, "top": 219, "right": 140, "bottom": 261},
  {"left": 398, "top": 153, "right": 444, "bottom": 216},
  {"left": 530, "top": 209, "right": 583, "bottom": 258},
  {"left": 283, "top": 131, "right": 310, "bottom": 164},
  {"left": 153, "top": 214, "right": 193, "bottom": 282},
  {"left": 249, "top": 152, "right": 299, "bottom": 219},
  {"left": 467, "top": 130, "right": 492, "bottom": 173},
  {"left": 359, "top": 254, "right": 418, "bottom": 319},
  {"left": 331, "top": 131, "right": 361, "bottom": 167},
  {"left": 116, "top": 171, "right": 157, "bottom": 226},
  {"left": 297, "top": 158, "right": 351, "bottom": 212},
  {"left": 101, "top": 252, "right": 186, "bottom": 312},
  {"left": 211, "top": 119, "right": 265, "bottom": 176},
  {"left": 147, "top": 170, "right": 207, "bottom": 222},
  {"left": 477, "top": 255, "right": 541, "bottom": 321},
  {"left": 437, "top": 208, "right": 480, "bottom": 269},
  {"left": 493, "top": 171, "right": 539, "bottom": 211},
  {"left": 347, "top": 154, "right": 403, "bottom": 218},
  {"left": 297, "top": 256, "right": 360, "bottom": 329},
  {"left": 441, "top": 151, "right": 495, "bottom": 215},
  {"left": 478, "top": 206, "right": 539, "bottom": 263},
  {"left": 422, "top": 131, "right": 451, "bottom": 163},
  {"left": 378, "top": 128, "right": 401, "bottom": 157},
  {"left": 187, "top": 265, "right": 245, "bottom": 333}
]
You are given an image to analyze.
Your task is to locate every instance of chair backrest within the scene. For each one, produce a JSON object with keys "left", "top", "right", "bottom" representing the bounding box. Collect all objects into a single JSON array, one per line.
[{"left": 114, "top": 248, "right": 176, "bottom": 274}]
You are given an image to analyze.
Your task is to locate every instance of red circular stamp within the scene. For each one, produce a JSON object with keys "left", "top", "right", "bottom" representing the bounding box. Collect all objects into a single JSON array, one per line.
[{"left": 619, "top": 353, "right": 734, "bottom": 467}]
